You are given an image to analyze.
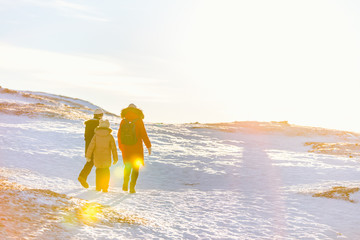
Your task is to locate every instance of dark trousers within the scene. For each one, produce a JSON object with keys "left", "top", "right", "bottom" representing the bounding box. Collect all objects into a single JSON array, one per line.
[
  {"left": 123, "top": 163, "right": 140, "bottom": 189},
  {"left": 96, "top": 168, "right": 110, "bottom": 190},
  {"left": 78, "top": 158, "right": 94, "bottom": 181}
]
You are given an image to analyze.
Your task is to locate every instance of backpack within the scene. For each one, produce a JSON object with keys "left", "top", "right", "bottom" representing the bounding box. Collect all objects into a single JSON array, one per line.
[{"left": 120, "top": 119, "right": 139, "bottom": 145}]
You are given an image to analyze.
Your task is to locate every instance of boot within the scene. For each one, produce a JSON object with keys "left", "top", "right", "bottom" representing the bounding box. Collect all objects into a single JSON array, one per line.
[
  {"left": 78, "top": 176, "right": 89, "bottom": 188},
  {"left": 129, "top": 182, "right": 136, "bottom": 194},
  {"left": 122, "top": 182, "right": 129, "bottom": 191}
]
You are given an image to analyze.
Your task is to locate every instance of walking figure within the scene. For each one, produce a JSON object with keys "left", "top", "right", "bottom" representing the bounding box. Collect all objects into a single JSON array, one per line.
[
  {"left": 86, "top": 119, "right": 118, "bottom": 192},
  {"left": 78, "top": 108, "right": 103, "bottom": 188},
  {"left": 117, "top": 104, "right": 151, "bottom": 193}
]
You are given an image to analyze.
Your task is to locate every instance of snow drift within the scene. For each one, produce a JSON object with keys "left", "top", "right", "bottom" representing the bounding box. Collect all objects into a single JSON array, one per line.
[{"left": 1, "top": 86, "right": 360, "bottom": 239}]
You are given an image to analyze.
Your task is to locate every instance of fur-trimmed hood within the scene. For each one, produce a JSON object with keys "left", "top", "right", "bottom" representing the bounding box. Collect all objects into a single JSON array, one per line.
[
  {"left": 94, "top": 127, "right": 112, "bottom": 136},
  {"left": 121, "top": 107, "right": 144, "bottom": 119}
]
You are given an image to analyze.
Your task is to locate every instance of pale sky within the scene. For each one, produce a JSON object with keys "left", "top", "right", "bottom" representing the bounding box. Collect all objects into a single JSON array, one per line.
[{"left": 1, "top": 0, "right": 360, "bottom": 132}]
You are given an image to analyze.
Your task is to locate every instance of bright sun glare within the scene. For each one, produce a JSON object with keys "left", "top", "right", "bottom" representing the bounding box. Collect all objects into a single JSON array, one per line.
[
  {"left": 77, "top": 203, "right": 100, "bottom": 225},
  {"left": 1, "top": 0, "right": 360, "bottom": 131},
  {"left": 175, "top": 0, "right": 360, "bottom": 131},
  {"left": 134, "top": 159, "right": 143, "bottom": 168}
]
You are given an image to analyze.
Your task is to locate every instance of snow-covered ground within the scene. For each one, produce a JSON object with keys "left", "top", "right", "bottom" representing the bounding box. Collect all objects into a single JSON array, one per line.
[{"left": 1, "top": 86, "right": 360, "bottom": 239}]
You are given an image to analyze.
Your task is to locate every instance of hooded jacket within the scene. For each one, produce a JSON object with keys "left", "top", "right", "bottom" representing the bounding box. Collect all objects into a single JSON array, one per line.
[
  {"left": 86, "top": 127, "right": 118, "bottom": 168},
  {"left": 117, "top": 107, "right": 151, "bottom": 166}
]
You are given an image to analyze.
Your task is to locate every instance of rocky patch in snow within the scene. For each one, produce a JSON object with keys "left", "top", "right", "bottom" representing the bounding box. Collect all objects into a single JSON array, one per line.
[
  {"left": 0, "top": 177, "right": 148, "bottom": 239},
  {"left": 305, "top": 142, "right": 360, "bottom": 158},
  {"left": 191, "top": 121, "right": 360, "bottom": 140},
  {"left": 312, "top": 186, "right": 360, "bottom": 203},
  {"left": 0, "top": 86, "right": 116, "bottom": 121}
]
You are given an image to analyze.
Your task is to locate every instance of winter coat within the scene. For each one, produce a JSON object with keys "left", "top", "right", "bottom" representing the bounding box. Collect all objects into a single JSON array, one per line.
[
  {"left": 117, "top": 107, "right": 151, "bottom": 166},
  {"left": 86, "top": 127, "right": 118, "bottom": 168},
  {"left": 84, "top": 118, "right": 100, "bottom": 152}
]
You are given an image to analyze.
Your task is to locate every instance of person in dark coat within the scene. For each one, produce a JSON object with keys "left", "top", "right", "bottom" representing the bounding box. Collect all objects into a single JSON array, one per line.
[
  {"left": 78, "top": 108, "right": 104, "bottom": 188},
  {"left": 117, "top": 104, "right": 151, "bottom": 193}
]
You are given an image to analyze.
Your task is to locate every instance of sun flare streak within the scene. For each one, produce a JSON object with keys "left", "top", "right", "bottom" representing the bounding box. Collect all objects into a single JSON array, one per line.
[{"left": 77, "top": 203, "right": 100, "bottom": 225}]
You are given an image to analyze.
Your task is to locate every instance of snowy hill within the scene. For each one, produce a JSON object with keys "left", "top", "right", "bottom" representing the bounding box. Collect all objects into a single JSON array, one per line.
[{"left": 1, "top": 86, "right": 360, "bottom": 239}]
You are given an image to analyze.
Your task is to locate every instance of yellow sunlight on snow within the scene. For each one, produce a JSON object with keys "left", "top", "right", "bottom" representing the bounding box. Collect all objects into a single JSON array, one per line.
[{"left": 77, "top": 202, "right": 100, "bottom": 225}]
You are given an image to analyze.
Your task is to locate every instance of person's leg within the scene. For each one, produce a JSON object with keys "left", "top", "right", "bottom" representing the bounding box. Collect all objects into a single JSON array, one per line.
[
  {"left": 123, "top": 163, "right": 131, "bottom": 191},
  {"left": 95, "top": 168, "right": 101, "bottom": 191},
  {"left": 129, "top": 166, "right": 140, "bottom": 193},
  {"left": 78, "top": 156, "right": 94, "bottom": 188},
  {"left": 79, "top": 160, "right": 94, "bottom": 180},
  {"left": 102, "top": 168, "right": 110, "bottom": 192}
]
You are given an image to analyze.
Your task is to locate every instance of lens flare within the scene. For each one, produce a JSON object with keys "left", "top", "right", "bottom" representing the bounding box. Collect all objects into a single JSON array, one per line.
[
  {"left": 77, "top": 202, "right": 100, "bottom": 225},
  {"left": 134, "top": 159, "right": 143, "bottom": 168}
]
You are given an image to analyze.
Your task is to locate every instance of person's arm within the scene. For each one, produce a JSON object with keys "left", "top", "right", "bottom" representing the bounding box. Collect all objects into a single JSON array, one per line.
[
  {"left": 140, "top": 120, "right": 151, "bottom": 154},
  {"left": 84, "top": 121, "right": 89, "bottom": 141},
  {"left": 110, "top": 136, "right": 118, "bottom": 164},
  {"left": 117, "top": 120, "right": 124, "bottom": 152},
  {"left": 85, "top": 135, "right": 96, "bottom": 161}
]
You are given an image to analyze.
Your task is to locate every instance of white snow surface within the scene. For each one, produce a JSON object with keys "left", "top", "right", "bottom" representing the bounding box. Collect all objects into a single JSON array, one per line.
[{"left": 1, "top": 88, "right": 360, "bottom": 239}]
